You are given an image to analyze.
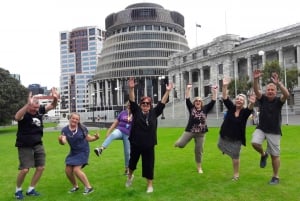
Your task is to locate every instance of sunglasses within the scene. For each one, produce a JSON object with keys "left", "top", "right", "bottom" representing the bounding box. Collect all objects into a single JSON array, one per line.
[{"left": 141, "top": 102, "right": 150, "bottom": 105}]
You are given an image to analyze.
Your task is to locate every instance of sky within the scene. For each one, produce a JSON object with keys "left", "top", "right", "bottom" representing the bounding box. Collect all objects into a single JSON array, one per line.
[{"left": 0, "top": 0, "right": 299, "bottom": 89}]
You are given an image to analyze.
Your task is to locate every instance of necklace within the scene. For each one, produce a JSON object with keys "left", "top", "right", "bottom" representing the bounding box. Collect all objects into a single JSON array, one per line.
[{"left": 69, "top": 127, "right": 78, "bottom": 137}]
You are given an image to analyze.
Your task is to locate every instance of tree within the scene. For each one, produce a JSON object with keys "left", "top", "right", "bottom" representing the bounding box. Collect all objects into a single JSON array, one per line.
[
  {"left": 0, "top": 68, "right": 28, "bottom": 125},
  {"left": 262, "top": 60, "right": 298, "bottom": 91},
  {"left": 227, "top": 75, "right": 252, "bottom": 98},
  {"left": 261, "top": 60, "right": 281, "bottom": 86},
  {"left": 286, "top": 67, "right": 298, "bottom": 91}
]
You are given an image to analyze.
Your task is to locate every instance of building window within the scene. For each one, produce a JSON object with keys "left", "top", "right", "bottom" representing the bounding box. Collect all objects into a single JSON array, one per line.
[
  {"left": 89, "top": 28, "right": 95, "bottom": 35},
  {"left": 192, "top": 71, "right": 198, "bottom": 82},
  {"left": 192, "top": 52, "right": 197, "bottom": 60},
  {"left": 218, "top": 64, "right": 223, "bottom": 74},
  {"left": 203, "top": 49, "right": 208, "bottom": 56},
  {"left": 129, "top": 26, "right": 135, "bottom": 32},
  {"left": 61, "top": 33, "right": 67, "bottom": 40},
  {"left": 203, "top": 67, "right": 210, "bottom": 80}
]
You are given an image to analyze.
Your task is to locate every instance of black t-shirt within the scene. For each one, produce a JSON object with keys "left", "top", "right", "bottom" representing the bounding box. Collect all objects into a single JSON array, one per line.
[
  {"left": 15, "top": 105, "right": 46, "bottom": 147},
  {"left": 257, "top": 95, "right": 284, "bottom": 135}
]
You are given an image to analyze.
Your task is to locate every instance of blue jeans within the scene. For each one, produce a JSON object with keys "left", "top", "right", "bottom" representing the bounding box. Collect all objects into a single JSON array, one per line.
[{"left": 102, "top": 129, "right": 130, "bottom": 168}]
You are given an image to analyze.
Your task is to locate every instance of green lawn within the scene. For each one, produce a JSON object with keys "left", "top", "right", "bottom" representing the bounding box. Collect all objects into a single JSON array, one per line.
[{"left": 0, "top": 125, "right": 299, "bottom": 201}]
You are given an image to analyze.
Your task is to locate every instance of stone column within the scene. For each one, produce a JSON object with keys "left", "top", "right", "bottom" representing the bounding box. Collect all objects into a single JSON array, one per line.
[
  {"left": 200, "top": 68, "right": 204, "bottom": 97},
  {"left": 278, "top": 47, "right": 283, "bottom": 68},
  {"left": 247, "top": 56, "right": 252, "bottom": 80},
  {"left": 233, "top": 58, "right": 238, "bottom": 97},
  {"left": 116, "top": 79, "right": 120, "bottom": 105},
  {"left": 296, "top": 45, "right": 300, "bottom": 87},
  {"left": 188, "top": 70, "right": 192, "bottom": 96},
  {"left": 261, "top": 52, "right": 266, "bottom": 69},
  {"left": 105, "top": 80, "right": 109, "bottom": 107},
  {"left": 96, "top": 81, "right": 100, "bottom": 106}
]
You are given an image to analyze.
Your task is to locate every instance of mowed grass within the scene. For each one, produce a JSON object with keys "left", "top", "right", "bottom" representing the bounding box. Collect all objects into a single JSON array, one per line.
[{"left": 0, "top": 125, "right": 299, "bottom": 201}]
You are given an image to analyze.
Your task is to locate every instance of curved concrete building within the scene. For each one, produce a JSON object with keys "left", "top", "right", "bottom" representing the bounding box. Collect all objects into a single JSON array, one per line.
[{"left": 90, "top": 3, "right": 189, "bottom": 112}]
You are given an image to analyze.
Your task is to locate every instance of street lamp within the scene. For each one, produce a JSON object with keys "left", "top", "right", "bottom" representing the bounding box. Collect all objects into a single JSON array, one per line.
[
  {"left": 172, "top": 88, "right": 175, "bottom": 119},
  {"left": 91, "top": 93, "right": 95, "bottom": 122},
  {"left": 283, "top": 54, "right": 289, "bottom": 125}
]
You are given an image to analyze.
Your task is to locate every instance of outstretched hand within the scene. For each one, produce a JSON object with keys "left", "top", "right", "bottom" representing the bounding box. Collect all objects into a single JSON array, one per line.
[
  {"left": 248, "top": 94, "right": 256, "bottom": 104},
  {"left": 223, "top": 77, "right": 231, "bottom": 86},
  {"left": 166, "top": 82, "right": 173, "bottom": 91},
  {"left": 271, "top": 72, "right": 279, "bottom": 84},
  {"left": 27, "top": 91, "right": 34, "bottom": 105},
  {"left": 253, "top": 69, "right": 262, "bottom": 79},
  {"left": 128, "top": 77, "right": 135, "bottom": 88},
  {"left": 50, "top": 87, "right": 59, "bottom": 100}
]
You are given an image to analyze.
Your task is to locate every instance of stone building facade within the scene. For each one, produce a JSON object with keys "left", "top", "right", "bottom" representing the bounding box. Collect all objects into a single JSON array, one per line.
[{"left": 168, "top": 23, "right": 300, "bottom": 113}]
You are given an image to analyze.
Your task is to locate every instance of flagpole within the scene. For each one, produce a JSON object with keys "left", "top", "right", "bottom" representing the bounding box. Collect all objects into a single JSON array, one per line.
[{"left": 195, "top": 23, "right": 201, "bottom": 47}]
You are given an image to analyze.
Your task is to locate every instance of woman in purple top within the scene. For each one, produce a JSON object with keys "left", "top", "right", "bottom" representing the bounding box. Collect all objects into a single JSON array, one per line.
[{"left": 94, "top": 101, "right": 132, "bottom": 175}]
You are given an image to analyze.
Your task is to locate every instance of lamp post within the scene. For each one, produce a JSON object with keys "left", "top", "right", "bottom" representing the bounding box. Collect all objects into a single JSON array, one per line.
[
  {"left": 91, "top": 93, "right": 95, "bottom": 122},
  {"left": 172, "top": 88, "right": 175, "bottom": 119},
  {"left": 283, "top": 56, "right": 289, "bottom": 125}
]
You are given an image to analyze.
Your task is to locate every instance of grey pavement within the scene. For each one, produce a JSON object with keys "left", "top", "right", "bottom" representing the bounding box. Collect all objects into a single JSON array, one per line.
[
  {"left": 159, "top": 101, "right": 300, "bottom": 127},
  {"left": 44, "top": 101, "right": 299, "bottom": 131}
]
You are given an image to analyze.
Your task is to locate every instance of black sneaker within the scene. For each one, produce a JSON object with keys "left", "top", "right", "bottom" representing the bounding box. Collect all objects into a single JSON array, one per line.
[
  {"left": 83, "top": 187, "right": 94, "bottom": 195},
  {"left": 15, "top": 190, "right": 24, "bottom": 200},
  {"left": 69, "top": 187, "right": 79, "bottom": 193},
  {"left": 94, "top": 148, "right": 102, "bottom": 156},
  {"left": 269, "top": 177, "right": 279, "bottom": 185},
  {"left": 260, "top": 153, "right": 268, "bottom": 168},
  {"left": 26, "top": 189, "right": 40, "bottom": 196}
]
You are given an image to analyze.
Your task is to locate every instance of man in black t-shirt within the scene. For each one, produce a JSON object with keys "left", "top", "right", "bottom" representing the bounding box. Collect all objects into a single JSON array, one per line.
[
  {"left": 14, "top": 88, "right": 58, "bottom": 199},
  {"left": 251, "top": 70, "right": 289, "bottom": 185}
]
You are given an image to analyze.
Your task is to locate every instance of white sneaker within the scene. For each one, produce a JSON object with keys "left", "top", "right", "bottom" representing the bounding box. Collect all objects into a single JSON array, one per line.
[
  {"left": 146, "top": 186, "right": 153, "bottom": 193},
  {"left": 198, "top": 168, "right": 203, "bottom": 174},
  {"left": 125, "top": 175, "right": 134, "bottom": 187}
]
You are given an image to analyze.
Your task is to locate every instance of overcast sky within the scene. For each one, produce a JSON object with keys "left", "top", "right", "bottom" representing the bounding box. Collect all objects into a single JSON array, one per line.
[{"left": 0, "top": 0, "right": 299, "bottom": 89}]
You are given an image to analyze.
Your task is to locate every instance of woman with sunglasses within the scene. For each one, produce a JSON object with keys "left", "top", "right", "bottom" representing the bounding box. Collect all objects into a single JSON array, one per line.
[
  {"left": 174, "top": 83, "right": 217, "bottom": 174},
  {"left": 218, "top": 77, "right": 255, "bottom": 181},
  {"left": 125, "top": 77, "right": 173, "bottom": 193}
]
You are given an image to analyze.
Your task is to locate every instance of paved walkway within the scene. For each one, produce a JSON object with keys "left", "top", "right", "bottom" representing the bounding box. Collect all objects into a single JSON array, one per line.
[{"left": 45, "top": 101, "right": 300, "bottom": 131}]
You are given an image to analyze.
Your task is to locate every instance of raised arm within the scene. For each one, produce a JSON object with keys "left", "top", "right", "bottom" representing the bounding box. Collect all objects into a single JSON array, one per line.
[
  {"left": 185, "top": 84, "right": 192, "bottom": 99},
  {"left": 128, "top": 77, "right": 135, "bottom": 102},
  {"left": 253, "top": 69, "right": 262, "bottom": 99},
  {"left": 15, "top": 91, "right": 34, "bottom": 121},
  {"left": 161, "top": 82, "right": 173, "bottom": 104},
  {"left": 222, "top": 77, "right": 231, "bottom": 100},
  {"left": 271, "top": 72, "right": 290, "bottom": 102},
  {"left": 248, "top": 94, "right": 256, "bottom": 110},
  {"left": 45, "top": 87, "right": 59, "bottom": 112}
]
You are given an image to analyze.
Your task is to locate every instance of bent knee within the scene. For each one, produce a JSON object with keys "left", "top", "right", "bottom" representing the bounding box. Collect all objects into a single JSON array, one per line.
[
  {"left": 20, "top": 168, "right": 30, "bottom": 174},
  {"left": 36, "top": 166, "right": 45, "bottom": 171}
]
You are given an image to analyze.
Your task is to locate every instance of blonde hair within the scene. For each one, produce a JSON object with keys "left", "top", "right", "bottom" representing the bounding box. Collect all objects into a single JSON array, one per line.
[
  {"left": 193, "top": 97, "right": 204, "bottom": 105},
  {"left": 236, "top": 94, "right": 247, "bottom": 108}
]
